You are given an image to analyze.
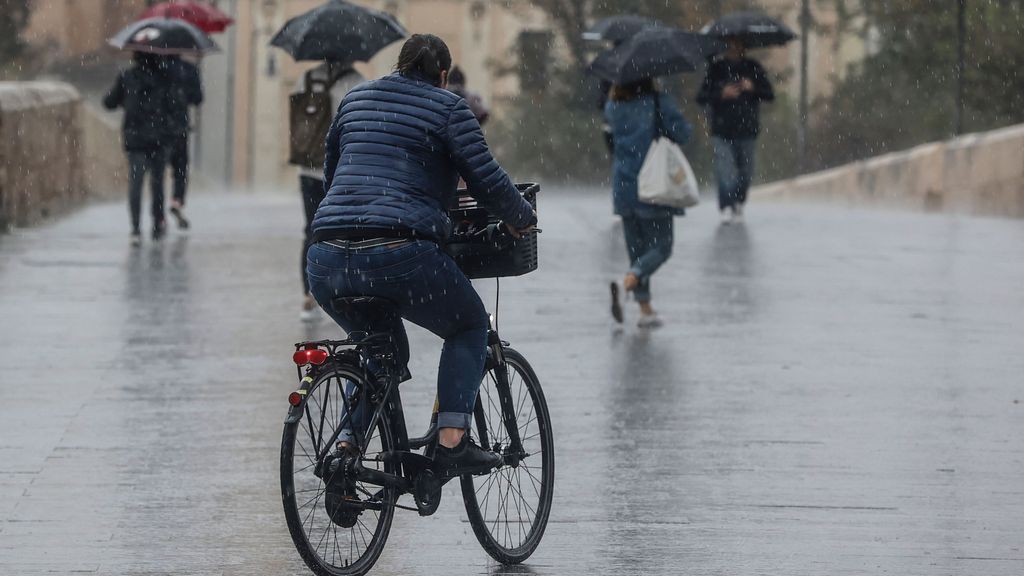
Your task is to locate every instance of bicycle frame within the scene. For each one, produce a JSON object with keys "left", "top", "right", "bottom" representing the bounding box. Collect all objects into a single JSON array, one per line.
[{"left": 286, "top": 324, "right": 522, "bottom": 499}]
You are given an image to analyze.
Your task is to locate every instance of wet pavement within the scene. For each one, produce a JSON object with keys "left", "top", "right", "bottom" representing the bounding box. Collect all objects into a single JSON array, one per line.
[{"left": 1, "top": 188, "right": 1023, "bottom": 575}]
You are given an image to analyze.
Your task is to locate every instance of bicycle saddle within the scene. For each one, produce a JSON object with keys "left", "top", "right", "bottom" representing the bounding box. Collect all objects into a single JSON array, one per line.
[{"left": 331, "top": 296, "right": 399, "bottom": 325}]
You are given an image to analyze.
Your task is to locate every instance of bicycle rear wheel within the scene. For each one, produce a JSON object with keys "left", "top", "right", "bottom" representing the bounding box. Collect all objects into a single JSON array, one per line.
[
  {"left": 461, "top": 348, "right": 554, "bottom": 564},
  {"left": 281, "top": 364, "right": 396, "bottom": 576}
]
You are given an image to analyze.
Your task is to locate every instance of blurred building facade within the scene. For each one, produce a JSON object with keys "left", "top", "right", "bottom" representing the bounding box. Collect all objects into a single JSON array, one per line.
[
  {"left": 26, "top": 0, "right": 147, "bottom": 57},
  {"left": 26, "top": 0, "right": 545, "bottom": 190},
  {"left": 218, "top": 0, "right": 546, "bottom": 189},
  {"left": 25, "top": 0, "right": 868, "bottom": 190},
  {"left": 756, "top": 0, "right": 868, "bottom": 100}
]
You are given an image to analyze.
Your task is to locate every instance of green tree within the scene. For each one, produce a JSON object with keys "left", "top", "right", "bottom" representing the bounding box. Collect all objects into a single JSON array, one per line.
[
  {"left": 811, "top": 0, "right": 1024, "bottom": 170},
  {"left": 491, "top": 0, "right": 727, "bottom": 182}
]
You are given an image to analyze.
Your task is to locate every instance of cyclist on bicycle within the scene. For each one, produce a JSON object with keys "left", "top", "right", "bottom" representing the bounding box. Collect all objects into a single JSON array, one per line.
[{"left": 306, "top": 34, "right": 536, "bottom": 476}]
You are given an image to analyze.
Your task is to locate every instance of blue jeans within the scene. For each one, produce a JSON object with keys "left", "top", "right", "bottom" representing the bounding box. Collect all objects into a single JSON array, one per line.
[
  {"left": 306, "top": 240, "right": 489, "bottom": 437},
  {"left": 622, "top": 216, "right": 674, "bottom": 303},
  {"left": 713, "top": 137, "right": 756, "bottom": 211}
]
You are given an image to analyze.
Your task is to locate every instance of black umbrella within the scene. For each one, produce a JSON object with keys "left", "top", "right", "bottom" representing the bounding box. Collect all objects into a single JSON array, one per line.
[
  {"left": 583, "top": 15, "right": 662, "bottom": 44},
  {"left": 270, "top": 0, "right": 406, "bottom": 62},
  {"left": 108, "top": 17, "right": 218, "bottom": 55},
  {"left": 701, "top": 11, "right": 796, "bottom": 48},
  {"left": 589, "top": 27, "right": 725, "bottom": 85}
]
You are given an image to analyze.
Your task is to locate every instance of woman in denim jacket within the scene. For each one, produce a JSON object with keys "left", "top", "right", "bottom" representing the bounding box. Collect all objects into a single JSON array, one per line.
[{"left": 606, "top": 79, "right": 692, "bottom": 328}]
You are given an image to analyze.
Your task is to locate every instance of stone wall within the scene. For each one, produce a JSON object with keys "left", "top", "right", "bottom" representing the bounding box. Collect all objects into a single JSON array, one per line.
[
  {"left": 0, "top": 83, "right": 130, "bottom": 232},
  {"left": 80, "top": 103, "right": 128, "bottom": 203},
  {"left": 755, "top": 123, "right": 1024, "bottom": 218},
  {"left": 0, "top": 82, "right": 83, "bottom": 230}
]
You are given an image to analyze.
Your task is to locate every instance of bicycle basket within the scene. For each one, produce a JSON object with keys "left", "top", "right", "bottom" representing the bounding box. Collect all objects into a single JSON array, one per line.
[{"left": 445, "top": 182, "right": 539, "bottom": 279}]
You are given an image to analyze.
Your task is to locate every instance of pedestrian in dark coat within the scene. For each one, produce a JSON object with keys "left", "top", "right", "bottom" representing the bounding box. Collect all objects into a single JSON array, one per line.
[
  {"left": 163, "top": 55, "right": 203, "bottom": 230},
  {"left": 446, "top": 66, "right": 489, "bottom": 125},
  {"left": 103, "top": 52, "right": 174, "bottom": 244},
  {"left": 696, "top": 37, "right": 774, "bottom": 224},
  {"left": 292, "top": 61, "right": 364, "bottom": 322},
  {"left": 605, "top": 79, "right": 692, "bottom": 328}
]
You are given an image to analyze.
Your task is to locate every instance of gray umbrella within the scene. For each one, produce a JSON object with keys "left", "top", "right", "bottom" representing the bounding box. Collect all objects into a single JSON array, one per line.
[
  {"left": 583, "top": 15, "right": 662, "bottom": 44},
  {"left": 270, "top": 0, "right": 406, "bottom": 62},
  {"left": 108, "top": 17, "right": 218, "bottom": 55},
  {"left": 701, "top": 11, "right": 796, "bottom": 48},
  {"left": 589, "top": 27, "right": 725, "bottom": 85}
]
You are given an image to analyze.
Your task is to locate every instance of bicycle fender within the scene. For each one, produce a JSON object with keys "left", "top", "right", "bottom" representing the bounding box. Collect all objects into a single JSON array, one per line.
[{"left": 284, "top": 375, "right": 315, "bottom": 424}]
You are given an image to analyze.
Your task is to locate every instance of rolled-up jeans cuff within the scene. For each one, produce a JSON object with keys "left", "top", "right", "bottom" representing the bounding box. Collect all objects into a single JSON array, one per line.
[{"left": 437, "top": 411, "right": 472, "bottom": 430}]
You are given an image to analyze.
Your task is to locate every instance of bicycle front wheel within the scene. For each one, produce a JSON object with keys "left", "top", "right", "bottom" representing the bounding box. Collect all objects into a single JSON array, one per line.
[
  {"left": 461, "top": 348, "right": 554, "bottom": 564},
  {"left": 281, "top": 364, "right": 396, "bottom": 576}
]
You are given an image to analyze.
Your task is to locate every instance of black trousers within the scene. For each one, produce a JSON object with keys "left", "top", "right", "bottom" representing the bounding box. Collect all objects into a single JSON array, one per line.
[
  {"left": 127, "top": 148, "right": 167, "bottom": 234},
  {"left": 168, "top": 133, "right": 189, "bottom": 205},
  {"left": 300, "top": 175, "right": 327, "bottom": 294}
]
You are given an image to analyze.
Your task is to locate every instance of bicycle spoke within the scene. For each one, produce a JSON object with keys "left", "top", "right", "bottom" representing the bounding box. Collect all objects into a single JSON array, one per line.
[
  {"left": 519, "top": 462, "right": 543, "bottom": 497},
  {"left": 284, "top": 365, "right": 398, "bottom": 574},
  {"left": 297, "top": 487, "right": 327, "bottom": 511}
]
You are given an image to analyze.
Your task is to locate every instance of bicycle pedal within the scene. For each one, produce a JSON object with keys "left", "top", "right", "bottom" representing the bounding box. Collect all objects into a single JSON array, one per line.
[{"left": 413, "top": 469, "right": 442, "bottom": 516}]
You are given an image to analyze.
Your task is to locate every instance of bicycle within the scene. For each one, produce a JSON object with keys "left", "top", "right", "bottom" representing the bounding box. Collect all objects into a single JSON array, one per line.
[{"left": 280, "top": 185, "right": 553, "bottom": 576}]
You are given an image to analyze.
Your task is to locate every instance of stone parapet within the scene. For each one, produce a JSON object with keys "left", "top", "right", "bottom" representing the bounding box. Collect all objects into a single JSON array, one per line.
[
  {"left": 0, "top": 82, "right": 83, "bottom": 230},
  {"left": 80, "top": 103, "right": 128, "bottom": 202},
  {"left": 755, "top": 123, "right": 1024, "bottom": 218}
]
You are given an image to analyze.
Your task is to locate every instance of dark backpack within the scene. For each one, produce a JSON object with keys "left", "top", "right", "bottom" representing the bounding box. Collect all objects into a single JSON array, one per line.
[{"left": 289, "top": 71, "right": 337, "bottom": 169}]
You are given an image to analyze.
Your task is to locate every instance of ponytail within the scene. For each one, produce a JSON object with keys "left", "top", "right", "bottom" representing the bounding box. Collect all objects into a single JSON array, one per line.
[{"left": 395, "top": 34, "right": 452, "bottom": 86}]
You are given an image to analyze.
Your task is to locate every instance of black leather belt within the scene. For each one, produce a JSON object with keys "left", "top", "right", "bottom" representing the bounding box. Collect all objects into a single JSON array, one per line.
[{"left": 322, "top": 238, "right": 414, "bottom": 250}]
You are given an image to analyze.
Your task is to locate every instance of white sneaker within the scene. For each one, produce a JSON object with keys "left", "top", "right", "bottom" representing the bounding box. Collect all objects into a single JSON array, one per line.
[
  {"left": 733, "top": 204, "right": 745, "bottom": 223},
  {"left": 637, "top": 312, "right": 663, "bottom": 329},
  {"left": 720, "top": 210, "right": 733, "bottom": 225}
]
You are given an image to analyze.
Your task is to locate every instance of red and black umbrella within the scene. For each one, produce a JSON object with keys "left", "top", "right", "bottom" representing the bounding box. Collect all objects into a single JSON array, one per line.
[{"left": 139, "top": 1, "right": 234, "bottom": 34}]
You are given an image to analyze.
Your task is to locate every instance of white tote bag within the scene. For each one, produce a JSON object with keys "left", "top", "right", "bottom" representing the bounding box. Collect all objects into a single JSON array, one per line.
[{"left": 637, "top": 137, "right": 700, "bottom": 209}]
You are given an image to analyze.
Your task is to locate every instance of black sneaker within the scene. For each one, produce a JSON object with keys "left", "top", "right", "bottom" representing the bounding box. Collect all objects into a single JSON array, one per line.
[
  {"left": 433, "top": 435, "right": 502, "bottom": 478},
  {"left": 169, "top": 204, "right": 190, "bottom": 230},
  {"left": 152, "top": 222, "right": 166, "bottom": 241},
  {"left": 610, "top": 282, "right": 623, "bottom": 324}
]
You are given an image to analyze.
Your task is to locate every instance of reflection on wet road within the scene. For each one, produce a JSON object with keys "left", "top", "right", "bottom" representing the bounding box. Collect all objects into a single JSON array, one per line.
[{"left": 1, "top": 190, "right": 1023, "bottom": 575}]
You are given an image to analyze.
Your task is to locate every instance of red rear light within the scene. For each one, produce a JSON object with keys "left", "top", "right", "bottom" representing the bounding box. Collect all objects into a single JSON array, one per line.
[
  {"left": 288, "top": 391, "right": 303, "bottom": 406},
  {"left": 307, "top": 349, "right": 328, "bottom": 365},
  {"left": 292, "top": 348, "right": 329, "bottom": 366}
]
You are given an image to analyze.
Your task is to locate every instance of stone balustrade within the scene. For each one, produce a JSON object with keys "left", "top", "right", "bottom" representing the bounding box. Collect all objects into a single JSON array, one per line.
[
  {"left": 755, "top": 123, "right": 1024, "bottom": 218},
  {"left": 0, "top": 82, "right": 83, "bottom": 230}
]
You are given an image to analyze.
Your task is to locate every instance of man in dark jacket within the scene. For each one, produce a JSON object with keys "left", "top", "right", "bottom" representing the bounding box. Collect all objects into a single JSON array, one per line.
[
  {"left": 163, "top": 55, "right": 203, "bottom": 230},
  {"left": 696, "top": 37, "right": 774, "bottom": 224},
  {"left": 104, "top": 52, "right": 174, "bottom": 244}
]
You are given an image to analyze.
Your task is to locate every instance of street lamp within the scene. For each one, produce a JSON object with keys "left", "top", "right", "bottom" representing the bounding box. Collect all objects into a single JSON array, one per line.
[
  {"left": 954, "top": 0, "right": 966, "bottom": 136},
  {"left": 797, "top": 0, "right": 810, "bottom": 174}
]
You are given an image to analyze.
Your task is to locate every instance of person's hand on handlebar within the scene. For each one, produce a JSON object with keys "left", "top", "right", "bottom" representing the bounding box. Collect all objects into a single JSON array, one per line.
[
  {"left": 504, "top": 223, "right": 535, "bottom": 239},
  {"left": 504, "top": 211, "right": 538, "bottom": 239}
]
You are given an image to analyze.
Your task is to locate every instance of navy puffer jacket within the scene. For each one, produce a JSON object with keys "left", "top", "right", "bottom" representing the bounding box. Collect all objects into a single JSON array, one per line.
[{"left": 313, "top": 73, "right": 534, "bottom": 242}]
